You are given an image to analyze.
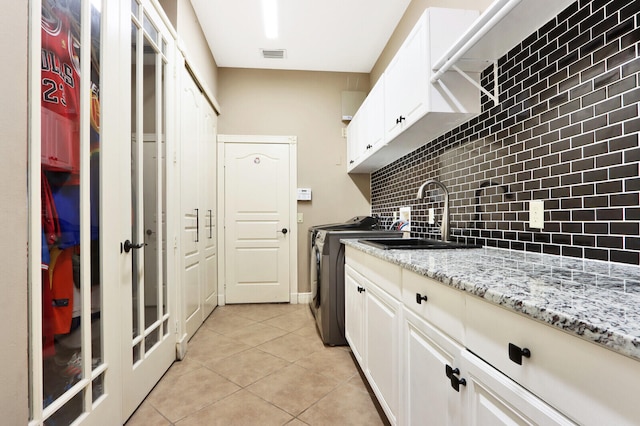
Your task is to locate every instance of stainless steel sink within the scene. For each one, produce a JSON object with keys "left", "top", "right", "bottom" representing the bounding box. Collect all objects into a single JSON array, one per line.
[{"left": 358, "top": 238, "right": 481, "bottom": 250}]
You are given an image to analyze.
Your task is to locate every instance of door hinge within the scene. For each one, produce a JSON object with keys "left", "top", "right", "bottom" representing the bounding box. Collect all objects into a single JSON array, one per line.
[
  {"left": 175, "top": 320, "right": 179, "bottom": 334},
  {"left": 174, "top": 236, "right": 178, "bottom": 249}
]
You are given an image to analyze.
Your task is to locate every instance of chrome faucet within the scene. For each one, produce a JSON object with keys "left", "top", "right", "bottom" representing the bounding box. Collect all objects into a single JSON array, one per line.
[{"left": 416, "top": 179, "right": 450, "bottom": 242}]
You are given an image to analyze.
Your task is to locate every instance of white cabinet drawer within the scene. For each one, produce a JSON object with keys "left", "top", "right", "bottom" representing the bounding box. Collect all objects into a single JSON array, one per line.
[
  {"left": 465, "top": 295, "right": 640, "bottom": 425},
  {"left": 402, "top": 269, "right": 464, "bottom": 344},
  {"left": 345, "top": 247, "right": 402, "bottom": 299}
]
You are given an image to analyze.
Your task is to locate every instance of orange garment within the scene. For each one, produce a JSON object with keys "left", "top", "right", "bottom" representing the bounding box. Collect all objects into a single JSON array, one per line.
[{"left": 49, "top": 247, "right": 75, "bottom": 335}]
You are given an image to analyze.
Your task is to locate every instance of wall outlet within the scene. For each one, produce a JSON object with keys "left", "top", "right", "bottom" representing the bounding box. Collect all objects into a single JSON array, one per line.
[
  {"left": 529, "top": 200, "right": 544, "bottom": 229},
  {"left": 428, "top": 208, "right": 435, "bottom": 225},
  {"left": 399, "top": 207, "right": 411, "bottom": 232}
]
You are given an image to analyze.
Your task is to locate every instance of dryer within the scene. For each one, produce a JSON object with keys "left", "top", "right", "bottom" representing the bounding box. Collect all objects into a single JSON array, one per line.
[{"left": 308, "top": 217, "right": 399, "bottom": 345}]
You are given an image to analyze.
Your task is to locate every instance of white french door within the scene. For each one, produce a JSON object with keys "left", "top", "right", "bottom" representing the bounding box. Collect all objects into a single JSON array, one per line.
[
  {"left": 29, "top": 0, "right": 122, "bottom": 424},
  {"left": 120, "top": 0, "right": 176, "bottom": 420}
]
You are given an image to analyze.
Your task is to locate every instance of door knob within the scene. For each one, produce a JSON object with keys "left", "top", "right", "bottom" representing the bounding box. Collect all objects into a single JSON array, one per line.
[
  {"left": 278, "top": 228, "right": 288, "bottom": 235},
  {"left": 122, "top": 239, "right": 145, "bottom": 253}
]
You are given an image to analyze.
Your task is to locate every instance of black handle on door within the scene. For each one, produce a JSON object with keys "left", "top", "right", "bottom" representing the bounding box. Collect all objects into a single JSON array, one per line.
[
  {"left": 508, "top": 343, "right": 531, "bottom": 365},
  {"left": 208, "top": 209, "right": 213, "bottom": 239},
  {"left": 122, "top": 239, "right": 144, "bottom": 253},
  {"left": 416, "top": 293, "right": 428, "bottom": 304},
  {"left": 195, "top": 208, "right": 199, "bottom": 242},
  {"left": 445, "top": 364, "right": 466, "bottom": 392},
  {"left": 278, "top": 228, "right": 288, "bottom": 235},
  {"left": 357, "top": 286, "right": 365, "bottom": 293}
]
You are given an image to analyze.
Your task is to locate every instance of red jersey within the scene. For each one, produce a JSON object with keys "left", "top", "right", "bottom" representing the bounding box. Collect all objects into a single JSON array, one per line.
[{"left": 41, "top": 7, "right": 81, "bottom": 173}]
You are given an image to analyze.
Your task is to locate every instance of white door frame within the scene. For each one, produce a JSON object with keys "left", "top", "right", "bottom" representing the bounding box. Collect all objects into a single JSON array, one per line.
[{"left": 217, "top": 135, "right": 298, "bottom": 305}]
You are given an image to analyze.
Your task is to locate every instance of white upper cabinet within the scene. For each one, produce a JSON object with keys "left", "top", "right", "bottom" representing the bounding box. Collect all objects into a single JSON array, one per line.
[
  {"left": 347, "top": 76, "right": 386, "bottom": 173},
  {"left": 347, "top": 7, "right": 481, "bottom": 173}
]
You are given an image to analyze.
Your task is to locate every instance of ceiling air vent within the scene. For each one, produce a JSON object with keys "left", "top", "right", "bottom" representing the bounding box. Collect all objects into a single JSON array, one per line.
[{"left": 261, "top": 49, "right": 286, "bottom": 59}]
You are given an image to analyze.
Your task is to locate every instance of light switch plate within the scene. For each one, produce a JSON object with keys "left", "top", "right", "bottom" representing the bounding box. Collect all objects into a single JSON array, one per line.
[
  {"left": 297, "top": 213, "right": 304, "bottom": 223},
  {"left": 529, "top": 200, "right": 544, "bottom": 229}
]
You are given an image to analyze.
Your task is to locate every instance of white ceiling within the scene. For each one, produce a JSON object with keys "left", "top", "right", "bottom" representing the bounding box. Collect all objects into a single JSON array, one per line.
[{"left": 189, "top": 0, "right": 412, "bottom": 73}]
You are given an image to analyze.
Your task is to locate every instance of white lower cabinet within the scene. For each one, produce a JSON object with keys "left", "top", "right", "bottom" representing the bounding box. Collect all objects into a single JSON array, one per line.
[
  {"left": 460, "top": 349, "right": 573, "bottom": 426},
  {"left": 345, "top": 257, "right": 402, "bottom": 425},
  {"left": 402, "top": 308, "right": 571, "bottom": 426},
  {"left": 344, "top": 247, "right": 605, "bottom": 426},
  {"left": 345, "top": 264, "right": 366, "bottom": 365},
  {"left": 365, "top": 282, "right": 401, "bottom": 424},
  {"left": 403, "top": 308, "right": 463, "bottom": 426}
]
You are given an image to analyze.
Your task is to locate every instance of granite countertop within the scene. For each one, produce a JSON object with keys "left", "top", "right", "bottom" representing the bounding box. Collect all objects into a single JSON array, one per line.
[{"left": 342, "top": 239, "right": 640, "bottom": 361}]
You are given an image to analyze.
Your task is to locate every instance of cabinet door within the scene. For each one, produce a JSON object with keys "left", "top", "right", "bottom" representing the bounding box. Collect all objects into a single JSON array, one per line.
[
  {"left": 346, "top": 110, "right": 363, "bottom": 170},
  {"left": 344, "top": 265, "right": 366, "bottom": 365},
  {"left": 384, "top": 14, "right": 428, "bottom": 141},
  {"left": 366, "top": 283, "right": 401, "bottom": 425},
  {"left": 366, "top": 77, "right": 386, "bottom": 152},
  {"left": 460, "top": 350, "right": 575, "bottom": 426},
  {"left": 403, "top": 308, "right": 463, "bottom": 426}
]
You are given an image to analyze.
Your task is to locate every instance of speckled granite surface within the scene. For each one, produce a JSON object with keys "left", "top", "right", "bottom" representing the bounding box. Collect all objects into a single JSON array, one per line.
[{"left": 342, "top": 240, "right": 640, "bottom": 361}]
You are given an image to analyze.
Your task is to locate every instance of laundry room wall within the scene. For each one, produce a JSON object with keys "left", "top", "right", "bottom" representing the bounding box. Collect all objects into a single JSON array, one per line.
[
  {"left": 370, "top": 0, "right": 495, "bottom": 86},
  {"left": 159, "top": 0, "right": 219, "bottom": 97},
  {"left": 217, "top": 68, "right": 372, "bottom": 295},
  {"left": 1, "top": 1, "right": 29, "bottom": 422}
]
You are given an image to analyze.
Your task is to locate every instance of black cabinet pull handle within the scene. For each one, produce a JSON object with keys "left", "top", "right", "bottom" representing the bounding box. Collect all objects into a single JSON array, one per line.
[
  {"left": 349, "top": 160, "right": 354, "bottom": 164},
  {"left": 208, "top": 209, "right": 213, "bottom": 239},
  {"left": 445, "top": 364, "right": 466, "bottom": 392},
  {"left": 195, "top": 208, "right": 199, "bottom": 242},
  {"left": 508, "top": 343, "right": 531, "bottom": 365},
  {"left": 416, "top": 293, "right": 428, "bottom": 304},
  {"left": 357, "top": 286, "right": 365, "bottom": 293},
  {"left": 452, "top": 376, "right": 466, "bottom": 391},
  {"left": 445, "top": 365, "right": 459, "bottom": 379}
]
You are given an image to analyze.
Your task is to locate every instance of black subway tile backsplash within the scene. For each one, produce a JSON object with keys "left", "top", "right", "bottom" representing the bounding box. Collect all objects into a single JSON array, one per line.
[{"left": 371, "top": 0, "right": 640, "bottom": 265}]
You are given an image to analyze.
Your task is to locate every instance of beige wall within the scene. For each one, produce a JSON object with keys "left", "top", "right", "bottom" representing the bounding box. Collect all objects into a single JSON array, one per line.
[
  {"left": 217, "top": 68, "right": 372, "bottom": 293},
  {"left": 1, "top": 1, "right": 28, "bottom": 423},
  {"left": 370, "top": 0, "right": 495, "bottom": 86},
  {"left": 159, "top": 0, "right": 219, "bottom": 98}
]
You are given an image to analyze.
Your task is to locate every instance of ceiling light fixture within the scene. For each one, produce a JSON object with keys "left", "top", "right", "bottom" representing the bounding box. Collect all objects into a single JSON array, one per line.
[{"left": 262, "top": 0, "right": 278, "bottom": 39}]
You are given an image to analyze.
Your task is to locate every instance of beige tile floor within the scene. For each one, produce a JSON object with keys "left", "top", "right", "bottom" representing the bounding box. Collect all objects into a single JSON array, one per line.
[{"left": 126, "top": 303, "right": 388, "bottom": 425}]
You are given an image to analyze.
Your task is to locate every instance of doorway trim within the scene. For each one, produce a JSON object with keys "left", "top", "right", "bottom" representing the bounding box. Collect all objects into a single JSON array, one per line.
[{"left": 217, "top": 135, "right": 298, "bottom": 305}]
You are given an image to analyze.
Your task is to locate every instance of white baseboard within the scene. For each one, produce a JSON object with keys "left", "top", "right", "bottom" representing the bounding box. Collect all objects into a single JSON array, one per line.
[
  {"left": 296, "top": 292, "right": 312, "bottom": 304},
  {"left": 175, "top": 334, "right": 188, "bottom": 360},
  {"left": 218, "top": 294, "right": 226, "bottom": 306}
]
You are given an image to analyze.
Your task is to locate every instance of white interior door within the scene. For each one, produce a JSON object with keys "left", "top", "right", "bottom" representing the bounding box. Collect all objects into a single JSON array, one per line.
[
  {"left": 201, "top": 100, "right": 218, "bottom": 318},
  {"left": 223, "top": 142, "right": 292, "bottom": 304},
  {"left": 180, "top": 68, "right": 203, "bottom": 339},
  {"left": 121, "top": 2, "right": 176, "bottom": 420},
  {"left": 179, "top": 65, "right": 218, "bottom": 341}
]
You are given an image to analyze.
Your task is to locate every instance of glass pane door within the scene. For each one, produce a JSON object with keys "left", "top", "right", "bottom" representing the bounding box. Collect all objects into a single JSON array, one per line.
[
  {"left": 122, "top": 1, "right": 175, "bottom": 419},
  {"left": 33, "top": 0, "right": 110, "bottom": 423}
]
